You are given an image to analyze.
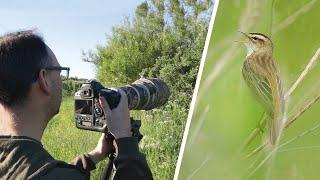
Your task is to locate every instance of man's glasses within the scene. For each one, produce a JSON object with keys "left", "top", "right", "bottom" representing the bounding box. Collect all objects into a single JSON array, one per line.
[{"left": 44, "top": 66, "right": 70, "bottom": 81}]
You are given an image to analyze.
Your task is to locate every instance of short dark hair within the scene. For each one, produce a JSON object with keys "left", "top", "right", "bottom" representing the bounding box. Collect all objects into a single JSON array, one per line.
[{"left": 0, "top": 30, "right": 51, "bottom": 107}]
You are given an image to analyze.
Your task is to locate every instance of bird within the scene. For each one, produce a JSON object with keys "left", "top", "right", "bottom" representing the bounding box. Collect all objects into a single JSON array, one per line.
[{"left": 238, "top": 31, "right": 285, "bottom": 145}]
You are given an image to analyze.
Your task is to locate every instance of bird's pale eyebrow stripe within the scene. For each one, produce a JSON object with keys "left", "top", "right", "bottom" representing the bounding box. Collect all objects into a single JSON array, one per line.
[
  {"left": 252, "top": 35, "right": 266, "bottom": 41},
  {"left": 250, "top": 33, "right": 272, "bottom": 41}
]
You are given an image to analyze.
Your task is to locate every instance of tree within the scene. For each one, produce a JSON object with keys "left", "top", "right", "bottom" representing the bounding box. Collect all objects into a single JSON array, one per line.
[
  {"left": 82, "top": 0, "right": 213, "bottom": 179},
  {"left": 84, "top": 0, "right": 213, "bottom": 109}
]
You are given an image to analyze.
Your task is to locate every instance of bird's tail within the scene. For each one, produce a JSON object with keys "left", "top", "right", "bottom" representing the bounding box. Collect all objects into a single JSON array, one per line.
[{"left": 268, "top": 95, "right": 286, "bottom": 145}]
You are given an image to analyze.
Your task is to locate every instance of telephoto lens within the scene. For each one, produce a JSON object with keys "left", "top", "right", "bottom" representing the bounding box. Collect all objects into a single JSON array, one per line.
[
  {"left": 119, "top": 78, "right": 170, "bottom": 110},
  {"left": 74, "top": 78, "right": 170, "bottom": 132}
]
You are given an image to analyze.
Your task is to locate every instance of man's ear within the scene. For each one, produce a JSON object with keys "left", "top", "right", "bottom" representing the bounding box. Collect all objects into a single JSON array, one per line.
[{"left": 38, "top": 69, "right": 50, "bottom": 96}]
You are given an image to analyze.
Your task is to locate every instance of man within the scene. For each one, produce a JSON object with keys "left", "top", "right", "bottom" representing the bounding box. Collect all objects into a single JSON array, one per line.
[{"left": 0, "top": 30, "right": 153, "bottom": 179}]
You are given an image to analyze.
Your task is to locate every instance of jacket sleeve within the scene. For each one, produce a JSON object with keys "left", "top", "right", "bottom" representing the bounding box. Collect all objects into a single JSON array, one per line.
[
  {"left": 39, "top": 167, "right": 88, "bottom": 180},
  {"left": 40, "top": 154, "right": 96, "bottom": 180},
  {"left": 69, "top": 153, "right": 96, "bottom": 172},
  {"left": 40, "top": 137, "right": 152, "bottom": 180},
  {"left": 113, "top": 137, "right": 153, "bottom": 180}
]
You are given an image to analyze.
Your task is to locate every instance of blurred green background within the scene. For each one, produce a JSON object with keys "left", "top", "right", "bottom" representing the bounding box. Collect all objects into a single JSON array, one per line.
[{"left": 178, "top": 0, "right": 320, "bottom": 179}]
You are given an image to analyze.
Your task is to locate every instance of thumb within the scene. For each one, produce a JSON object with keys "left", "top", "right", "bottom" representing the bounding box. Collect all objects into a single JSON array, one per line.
[{"left": 99, "top": 95, "right": 111, "bottom": 115}]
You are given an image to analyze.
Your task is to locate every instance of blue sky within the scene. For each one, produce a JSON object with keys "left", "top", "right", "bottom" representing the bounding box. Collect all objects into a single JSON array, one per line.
[{"left": 0, "top": 0, "right": 144, "bottom": 79}]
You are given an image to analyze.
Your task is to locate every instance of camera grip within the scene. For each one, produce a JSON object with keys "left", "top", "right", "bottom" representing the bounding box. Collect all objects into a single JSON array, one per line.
[{"left": 99, "top": 88, "right": 121, "bottom": 109}]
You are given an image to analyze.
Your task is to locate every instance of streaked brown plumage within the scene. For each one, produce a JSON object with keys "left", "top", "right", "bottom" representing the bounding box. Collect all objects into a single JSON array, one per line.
[{"left": 239, "top": 32, "right": 285, "bottom": 145}]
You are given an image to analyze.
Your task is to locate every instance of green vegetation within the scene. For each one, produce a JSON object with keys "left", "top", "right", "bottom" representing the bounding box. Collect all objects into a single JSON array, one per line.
[
  {"left": 43, "top": 0, "right": 213, "bottom": 179},
  {"left": 62, "top": 78, "right": 85, "bottom": 97},
  {"left": 179, "top": 0, "right": 320, "bottom": 179}
]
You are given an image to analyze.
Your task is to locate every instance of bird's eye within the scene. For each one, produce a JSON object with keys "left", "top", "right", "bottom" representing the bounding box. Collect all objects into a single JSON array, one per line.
[{"left": 252, "top": 36, "right": 258, "bottom": 40}]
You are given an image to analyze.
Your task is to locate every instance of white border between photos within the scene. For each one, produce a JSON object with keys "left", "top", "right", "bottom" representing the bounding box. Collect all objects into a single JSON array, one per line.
[{"left": 173, "top": 0, "right": 220, "bottom": 179}]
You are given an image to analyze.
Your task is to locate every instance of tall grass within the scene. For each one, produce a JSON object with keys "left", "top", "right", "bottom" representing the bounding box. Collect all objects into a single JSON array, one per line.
[
  {"left": 178, "top": 0, "right": 320, "bottom": 179},
  {"left": 42, "top": 96, "right": 186, "bottom": 180}
]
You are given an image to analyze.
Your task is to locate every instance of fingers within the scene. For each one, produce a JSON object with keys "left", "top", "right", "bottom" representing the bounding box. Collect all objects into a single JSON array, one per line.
[
  {"left": 100, "top": 88, "right": 127, "bottom": 109},
  {"left": 99, "top": 96, "right": 109, "bottom": 109},
  {"left": 99, "top": 96, "right": 112, "bottom": 115},
  {"left": 101, "top": 133, "right": 113, "bottom": 143},
  {"left": 117, "top": 89, "right": 128, "bottom": 106},
  {"left": 105, "top": 133, "right": 115, "bottom": 141},
  {"left": 103, "top": 133, "right": 115, "bottom": 153},
  {"left": 101, "top": 133, "right": 107, "bottom": 140}
]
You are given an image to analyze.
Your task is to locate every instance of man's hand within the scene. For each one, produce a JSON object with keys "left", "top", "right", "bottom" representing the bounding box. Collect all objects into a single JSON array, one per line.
[
  {"left": 87, "top": 133, "right": 114, "bottom": 164},
  {"left": 99, "top": 89, "right": 131, "bottom": 139},
  {"left": 88, "top": 89, "right": 131, "bottom": 164}
]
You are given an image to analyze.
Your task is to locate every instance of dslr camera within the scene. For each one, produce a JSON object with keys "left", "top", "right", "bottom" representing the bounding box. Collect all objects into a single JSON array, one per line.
[{"left": 74, "top": 78, "right": 170, "bottom": 132}]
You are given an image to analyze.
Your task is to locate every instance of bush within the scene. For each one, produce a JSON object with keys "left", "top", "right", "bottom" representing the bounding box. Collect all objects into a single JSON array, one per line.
[{"left": 82, "top": 0, "right": 214, "bottom": 178}]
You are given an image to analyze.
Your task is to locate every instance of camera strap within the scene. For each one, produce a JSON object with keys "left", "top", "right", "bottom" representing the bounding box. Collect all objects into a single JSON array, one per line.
[
  {"left": 101, "top": 117, "right": 144, "bottom": 180},
  {"left": 130, "top": 117, "right": 143, "bottom": 142}
]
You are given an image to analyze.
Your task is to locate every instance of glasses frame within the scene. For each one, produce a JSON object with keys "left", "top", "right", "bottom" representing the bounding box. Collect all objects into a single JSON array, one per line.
[{"left": 44, "top": 66, "right": 70, "bottom": 80}]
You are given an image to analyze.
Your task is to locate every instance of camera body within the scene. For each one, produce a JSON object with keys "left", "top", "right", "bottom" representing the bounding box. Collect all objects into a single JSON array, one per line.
[
  {"left": 75, "top": 78, "right": 170, "bottom": 132},
  {"left": 75, "top": 80, "right": 121, "bottom": 132}
]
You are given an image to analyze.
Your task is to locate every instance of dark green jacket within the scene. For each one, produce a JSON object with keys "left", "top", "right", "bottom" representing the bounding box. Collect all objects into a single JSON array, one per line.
[{"left": 0, "top": 136, "right": 153, "bottom": 180}]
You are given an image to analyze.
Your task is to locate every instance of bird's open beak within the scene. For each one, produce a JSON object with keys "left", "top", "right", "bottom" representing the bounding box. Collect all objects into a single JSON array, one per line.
[
  {"left": 237, "top": 30, "right": 250, "bottom": 38},
  {"left": 234, "top": 30, "right": 251, "bottom": 44}
]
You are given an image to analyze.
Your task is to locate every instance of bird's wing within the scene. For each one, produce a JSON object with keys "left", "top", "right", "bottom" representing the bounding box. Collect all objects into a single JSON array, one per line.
[
  {"left": 242, "top": 60, "right": 274, "bottom": 116},
  {"left": 242, "top": 57, "right": 286, "bottom": 145}
]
